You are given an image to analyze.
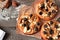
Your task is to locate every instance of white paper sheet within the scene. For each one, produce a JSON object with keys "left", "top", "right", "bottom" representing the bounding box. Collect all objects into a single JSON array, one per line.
[{"left": 0, "top": 29, "right": 5, "bottom": 40}]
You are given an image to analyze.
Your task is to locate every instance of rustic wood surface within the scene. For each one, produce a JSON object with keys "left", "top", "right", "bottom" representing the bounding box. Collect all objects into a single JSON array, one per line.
[{"left": 0, "top": 0, "right": 60, "bottom": 40}]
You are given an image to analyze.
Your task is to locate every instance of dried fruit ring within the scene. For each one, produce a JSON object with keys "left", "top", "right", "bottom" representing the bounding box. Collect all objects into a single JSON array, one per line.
[
  {"left": 40, "top": 20, "right": 60, "bottom": 40},
  {"left": 0, "top": 0, "right": 11, "bottom": 8},
  {"left": 33, "top": 0, "right": 58, "bottom": 20},
  {"left": 17, "top": 6, "right": 42, "bottom": 34}
]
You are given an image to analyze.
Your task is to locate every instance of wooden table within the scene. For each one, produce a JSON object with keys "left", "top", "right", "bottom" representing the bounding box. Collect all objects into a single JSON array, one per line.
[{"left": 0, "top": 0, "right": 60, "bottom": 40}]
